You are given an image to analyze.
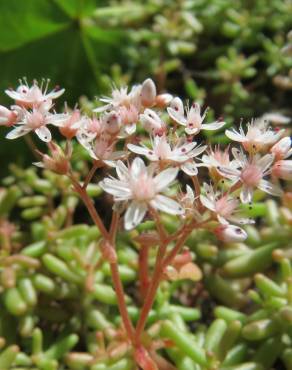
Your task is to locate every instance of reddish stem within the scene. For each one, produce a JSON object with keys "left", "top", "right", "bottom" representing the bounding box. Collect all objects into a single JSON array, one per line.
[
  {"left": 139, "top": 243, "right": 150, "bottom": 300},
  {"left": 82, "top": 161, "right": 101, "bottom": 190},
  {"left": 69, "top": 175, "right": 135, "bottom": 344}
]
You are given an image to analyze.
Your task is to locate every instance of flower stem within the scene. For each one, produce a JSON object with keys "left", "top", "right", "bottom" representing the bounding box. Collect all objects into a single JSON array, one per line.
[
  {"left": 69, "top": 175, "right": 135, "bottom": 344},
  {"left": 135, "top": 219, "right": 192, "bottom": 343}
]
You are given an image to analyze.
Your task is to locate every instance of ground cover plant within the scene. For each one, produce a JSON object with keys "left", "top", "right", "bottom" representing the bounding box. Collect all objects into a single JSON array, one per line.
[{"left": 0, "top": 77, "right": 291, "bottom": 370}]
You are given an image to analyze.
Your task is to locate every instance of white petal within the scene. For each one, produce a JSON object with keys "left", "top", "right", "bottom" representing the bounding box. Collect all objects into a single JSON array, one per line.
[
  {"left": 46, "top": 88, "right": 65, "bottom": 100},
  {"left": 5, "top": 90, "right": 22, "bottom": 101},
  {"left": 258, "top": 179, "right": 283, "bottom": 197},
  {"left": 130, "top": 157, "right": 147, "bottom": 178},
  {"left": 6, "top": 126, "right": 31, "bottom": 139},
  {"left": 200, "top": 195, "right": 216, "bottom": 211},
  {"left": 187, "top": 145, "right": 207, "bottom": 157},
  {"left": 127, "top": 143, "right": 152, "bottom": 157},
  {"left": 154, "top": 167, "right": 178, "bottom": 191},
  {"left": 181, "top": 161, "right": 198, "bottom": 176},
  {"left": 33, "top": 161, "right": 44, "bottom": 168},
  {"left": 185, "top": 126, "right": 200, "bottom": 135},
  {"left": 169, "top": 97, "right": 184, "bottom": 115},
  {"left": 116, "top": 161, "right": 129, "bottom": 181},
  {"left": 202, "top": 120, "right": 225, "bottom": 131},
  {"left": 167, "top": 107, "right": 187, "bottom": 126},
  {"left": 225, "top": 129, "right": 245, "bottom": 142},
  {"left": 99, "top": 178, "right": 131, "bottom": 199},
  {"left": 240, "top": 185, "right": 253, "bottom": 203},
  {"left": 125, "top": 123, "right": 136, "bottom": 135},
  {"left": 150, "top": 195, "right": 184, "bottom": 215},
  {"left": 35, "top": 126, "right": 52, "bottom": 142},
  {"left": 217, "top": 165, "right": 240, "bottom": 179},
  {"left": 124, "top": 201, "right": 147, "bottom": 230},
  {"left": 257, "top": 154, "right": 275, "bottom": 173},
  {"left": 186, "top": 184, "right": 195, "bottom": 201},
  {"left": 231, "top": 148, "right": 247, "bottom": 167}
]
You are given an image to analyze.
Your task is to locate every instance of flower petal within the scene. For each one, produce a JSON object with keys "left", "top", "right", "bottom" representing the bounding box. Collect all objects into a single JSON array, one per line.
[
  {"left": 258, "top": 179, "right": 283, "bottom": 197},
  {"left": 167, "top": 107, "right": 187, "bottom": 126},
  {"left": 6, "top": 126, "right": 31, "bottom": 139},
  {"left": 131, "top": 157, "right": 147, "bottom": 178},
  {"left": 202, "top": 120, "right": 225, "bottom": 131},
  {"left": 154, "top": 167, "right": 178, "bottom": 191},
  {"left": 200, "top": 194, "right": 216, "bottom": 211},
  {"left": 181, "top": 161, "right": 198, "bottom": 176},
  {"left": 240, "top": 185, "right": 253, "bottom": 203},
  {"left": 116, "top": 160, "right": 129, "bottom": 181},
  {"left": 35, "top": 126, "right": 52, "bottom": 142},
  {"left": 225, "top": 129, "right": 245, "bottom": 142},
  {"left": 124, "top": 201, "right": 147, "bottom": 230},
  {"left": 150, "top": 194, "right": 184, "bottom": 215}
]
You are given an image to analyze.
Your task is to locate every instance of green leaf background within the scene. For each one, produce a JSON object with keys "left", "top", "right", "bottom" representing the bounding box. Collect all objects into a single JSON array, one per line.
[{"left": 0, "top": 0, "right": 124, "bottom": 172}]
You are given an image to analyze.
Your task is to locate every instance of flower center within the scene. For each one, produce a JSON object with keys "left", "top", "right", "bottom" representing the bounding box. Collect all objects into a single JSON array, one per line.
[
  {"left": 241, "top": 164, "right": 262, "bottom": 187},
  {"left": 131, "top": 174, "right": 156, "bottom": 201}
]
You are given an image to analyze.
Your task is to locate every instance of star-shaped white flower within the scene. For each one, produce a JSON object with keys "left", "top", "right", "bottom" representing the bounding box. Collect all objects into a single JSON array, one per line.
[
  {"left": 128, "top": 135, "right": 206, "bottom": 176},
  {"left": 99, "top": 158, "right": 184, "bottom": 229},
  {"left": 167, "top": 98, "right": 225, "bottom": 135},
  {"left": 217, "top": 148, "right": 282, "bottom": 203}
]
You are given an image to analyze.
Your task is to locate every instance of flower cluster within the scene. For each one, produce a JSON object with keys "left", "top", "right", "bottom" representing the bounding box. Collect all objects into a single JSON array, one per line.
[{"left": 1, "top": 78, "right": 291, "bottom": 239}]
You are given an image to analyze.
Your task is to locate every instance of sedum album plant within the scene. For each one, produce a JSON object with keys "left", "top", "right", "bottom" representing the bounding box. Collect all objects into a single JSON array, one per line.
[{"left": 0, "top": 77, "right": 292, "bottom": 369}]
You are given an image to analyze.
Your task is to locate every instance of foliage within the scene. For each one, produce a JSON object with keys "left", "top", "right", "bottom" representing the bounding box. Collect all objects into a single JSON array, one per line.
[{"left": 0, "top": 0, "right": 291, "bottom": 171}]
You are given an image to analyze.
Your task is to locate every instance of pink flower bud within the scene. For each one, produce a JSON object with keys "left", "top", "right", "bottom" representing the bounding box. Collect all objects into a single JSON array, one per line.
[
  {"left": 272, "top": 160, "right": 292, "bottom": 180},
  {"left": 103, "top": 111, "right": 121, "bottom": 135},
  {"left": 214, "top": 224, "right": 247, "bottom": 243},
  {"left": 155, "top": 93, "right": 173, "bottom": 108},
  {"left": 0, "top": 105, "right": 18, "bottom": 127},
  {"left": 141, "top": 78, "right": 156, "bottom": 107},
  {"left": 37, "top": 142, "right": 71, "bottom": 175},
  {"left": 271, "top": 137, "right": 292, "bottom": 160}
]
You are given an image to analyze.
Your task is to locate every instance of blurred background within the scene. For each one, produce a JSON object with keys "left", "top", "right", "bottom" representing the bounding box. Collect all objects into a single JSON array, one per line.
[{"left": 0, "top": 0, "right": 291, "bottom": 173}]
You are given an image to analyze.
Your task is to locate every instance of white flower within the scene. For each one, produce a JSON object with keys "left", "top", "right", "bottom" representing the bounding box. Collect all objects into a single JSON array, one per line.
[
  {"left": 225, "top": 119, "right": 283, "bottom": 152},
  {"left": 78, "top": 134, "right": 125, "bottom": 166},
  {"left": 99, "top": 158, "right": 184, "bottom": 229},
  {"left": 94, "top": 84, "right": 142, "bottom": 113},
  {"left": 5, "top": 79, "right": 64, "bottom": 108},
  {"left": 218, "top": 148, "right": 282, "bottom": 203},
  {"left": 167, "top": 99, "right": 225, "bottom": 135},
  {"left": 6, "top": 107, "right": 66, "bottom": 142},
  {"left": 200, "top": 183, "right": 253, "bottom": 225},
  {"left": 128, "top": 135, "right": 206, "bottom": 176},
  {"left": 201, "top": 146, "right": 238, "bottom": 180}
]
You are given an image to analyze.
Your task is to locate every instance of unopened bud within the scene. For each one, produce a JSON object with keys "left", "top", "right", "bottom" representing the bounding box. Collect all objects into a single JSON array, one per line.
[
  {"left": 0, "top": 105, "right": 18, "bottom": 127},
  {"left": 35, "top": 142, "right": 70, "bottom": 175},
  {"left": 103, "top": 111, "right": 121, "bottom": 135},
  {"left": 155, "top": 93, "right": 173, "bottom": 108},
  {"left": 141, "top": 78, "right": 156, "bottom": 107},
  {"left": 214, "top": 224, "right": 247, "bottom": 243},
  {"left": 271, "top": 137, "right": 292, "bottom": 160},
  {"left": 272, "top": 160, "right": 292, "bottom": 180}
]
